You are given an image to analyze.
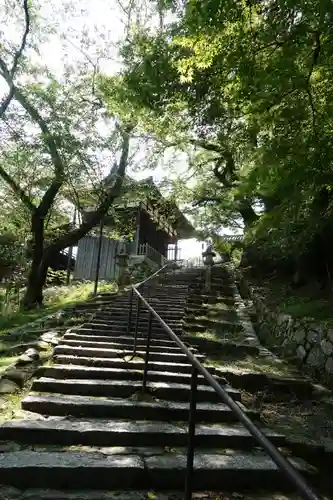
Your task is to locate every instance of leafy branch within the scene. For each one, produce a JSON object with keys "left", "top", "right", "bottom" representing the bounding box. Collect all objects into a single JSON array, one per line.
[{"left": 0, "top": 0, "right": 30, "bottom": 118}]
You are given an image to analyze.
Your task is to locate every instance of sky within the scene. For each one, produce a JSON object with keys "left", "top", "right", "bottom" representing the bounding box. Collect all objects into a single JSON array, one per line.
[{"left": 0, "top": 0, "right": 237, "bottom": 259}]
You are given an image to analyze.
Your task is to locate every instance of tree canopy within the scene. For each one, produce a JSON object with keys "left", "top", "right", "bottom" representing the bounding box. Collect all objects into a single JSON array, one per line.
[
  {"left": 99, "top": 0, "right": 333, "bottom": 284},
  {"left": 2, "top": 0, "right": 333, "bottom": 307}
]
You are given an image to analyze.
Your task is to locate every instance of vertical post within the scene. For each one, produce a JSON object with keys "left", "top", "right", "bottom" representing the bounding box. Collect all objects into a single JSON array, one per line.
[
  {"left": 185, "top": 365, "right": 198, "bottom": 500},
  {"left": 142, "top": 311, "right": 153, "bottom": 391},
  {"left": 132, "top": 295, "right": 141, "bottom": 355},
  {"left": 205, "top": 264, "right": 212, "bottom": 293},
  {"left": 174, "top": 240, "right": 178, "bottom": 262},
  {"left": 93, "top": 219, "right": 104, "bottom": 296},
  {"left": 127, "top": 288, "right": 134, "bottom": 335},
  {"left": 134, "top": 208, "right": 141, "bottom": 254},
  {"left": 66, "top": 208, "right": 76, "bottom": 285},
  {"left": 66, "top": 246, "right": 73, "bottom": 285}
]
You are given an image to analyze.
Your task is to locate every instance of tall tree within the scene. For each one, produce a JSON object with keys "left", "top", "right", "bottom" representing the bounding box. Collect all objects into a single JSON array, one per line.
[
  {"left": 102, "top": 0, "right": 333, "bottom": 283},
  {"left": 0, "top": 0, "right": 139, "bottom": 308}
]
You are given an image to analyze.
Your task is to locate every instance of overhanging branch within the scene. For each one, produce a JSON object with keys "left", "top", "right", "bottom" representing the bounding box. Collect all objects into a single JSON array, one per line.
[
  {"left": 46, "top": 127, "right": 133, "bottom": 254},
  {"left": 0, "top": 0, "right": 30, "bottom": 118},
  {"left": 0, "top": 63, "right": 65, "bottom": 216},
  {"left": 0, "top": 164, "right": 36, "bottom": 212}
]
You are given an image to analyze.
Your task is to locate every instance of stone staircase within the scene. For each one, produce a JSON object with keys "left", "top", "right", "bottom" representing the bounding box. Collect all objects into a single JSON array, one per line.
[{"left": 0, "top": 267, "right": 321, "bottom": 497}]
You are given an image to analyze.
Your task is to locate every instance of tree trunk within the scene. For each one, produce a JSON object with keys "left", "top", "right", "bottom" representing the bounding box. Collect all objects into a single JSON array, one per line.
[
  {"left": 23, "top": 258, "right": 49, "bottom": 309},
  {"left": 22, "top": 212, "right": 47, "bottom": 310},
  {"left": 238, "top": 199, "right": 258, "bottom": 228}
]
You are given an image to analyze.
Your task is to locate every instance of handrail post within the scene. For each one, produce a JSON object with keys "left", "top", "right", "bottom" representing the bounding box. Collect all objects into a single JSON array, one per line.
[
  {"left": 127, "top": 288, "right": 134, "bottom": 335},
  {"left": 132, "top": 295, "right": 141, "bottom": 356},
  {"left": 185, "top": 365, "right": 198, "bottom": 500},
  {"left": 142, "top": 311, "right": 153, "bottom": 392}
]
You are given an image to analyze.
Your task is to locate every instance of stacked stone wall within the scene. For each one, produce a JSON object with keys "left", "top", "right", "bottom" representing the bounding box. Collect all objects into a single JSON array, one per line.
[{"left": 237, "top": 274, "right": 333, "bottom": 387}]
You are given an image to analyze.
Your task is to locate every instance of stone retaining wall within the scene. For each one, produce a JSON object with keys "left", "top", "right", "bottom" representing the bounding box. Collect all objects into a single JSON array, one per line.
[{"left": 236, "top": 272, "right": 333, "bottom": 387}]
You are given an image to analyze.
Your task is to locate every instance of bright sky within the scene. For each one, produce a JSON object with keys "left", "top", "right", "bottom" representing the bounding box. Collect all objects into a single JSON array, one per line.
[{"left": 0, "top": 0, "right": 238, "bottom": 259}]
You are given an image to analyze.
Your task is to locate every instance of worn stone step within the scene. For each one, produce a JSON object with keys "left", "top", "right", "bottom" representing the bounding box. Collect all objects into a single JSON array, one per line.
[
  {"left": 91, "top": 309, "right": 186, "bottom": 320},
  {"left": 58, "top": 339, "right": 191, "bottom": 354},
  {"left": 0, "top": 419, "right": 286, "bottom": 449},
  {"left": 93, "top": 312, "right": 185, "bottom": 322},
  {"left": 95, "top": 315, "right": 184, "bottom": 326},
  {"left": 110, "top": 303, "right": 186, "bottom": 312},
  {"left": 22, "top": 394, "right": 257, "bottom": 422},
  {"left": 63, "top": 333, "right": 179, "bottom": 347},
  {"left": 97, "top": 315, "right": 185, "bottom": 325},
  {"left": 0, "top": 450, "right": 313, "bottom": 491},
  {"left": 73, "top": 329, "right": 182, "bottom": 342},
  {"left": 32, "top": 377, "right": 240, "bottom": 403},
  {"left": 53, "top": 345, "right": 204, "bottom": 364},
  {"left": 82, "top": 322, "right": 183, "bottom": 336},
  {"left": 38, "top": 364, "right": 227, "bottom": 386},
  {"left": 54, "top": 355, "right": 201, "bottom": 374},
  {"left": 214, "top": 368, "right": 314, "bottom": 396},
  {"left": 113, "top": 295, "right": 187, "bottom": 303},
  {"left": 186, "top": 319, "right": 242, "bottom": 332},
  {"left": 93, "top": 316, "right": 183, "bottom": 328},
  {"left": 106, "top": 308, "right": 184, "bottom": 318}
]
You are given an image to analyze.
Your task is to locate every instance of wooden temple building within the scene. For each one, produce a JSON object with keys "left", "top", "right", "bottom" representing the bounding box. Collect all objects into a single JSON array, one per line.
[{"left": 73, "top": 176, "right": 195, "bottom": 281}]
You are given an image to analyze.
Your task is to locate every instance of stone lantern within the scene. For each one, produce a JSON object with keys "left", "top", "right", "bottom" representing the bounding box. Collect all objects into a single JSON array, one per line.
[
  {"left": 202, "top": 245, "right": 216, "bottom": 292},
  {"left": 116, "top": 246, "right": 130, "bottom": 286}
]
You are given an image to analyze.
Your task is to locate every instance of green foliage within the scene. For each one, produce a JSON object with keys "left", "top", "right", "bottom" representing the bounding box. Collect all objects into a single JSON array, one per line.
[
  {"left": 0, "top": 280, "right": 116, "bottom": 335},
  {"left": 45, "top": 270, "right": 67, "bottom": 286},
  {"left": 100, "top": 0, "right": 333, "bottom": 280}
]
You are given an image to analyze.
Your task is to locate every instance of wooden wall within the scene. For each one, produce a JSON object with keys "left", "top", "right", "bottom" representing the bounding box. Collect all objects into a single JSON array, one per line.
[{"left": 74, "top": 236, "right": 120, "bottom": 281}]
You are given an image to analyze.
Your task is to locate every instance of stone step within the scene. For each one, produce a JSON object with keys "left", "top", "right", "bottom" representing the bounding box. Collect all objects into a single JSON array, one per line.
[
  {"left": 108, "top": 304, "right": 186, "bottom": 313},
  {"left": 22, "top": 394, "right": 257, "bottom": 422},
  {"left": 106, "top": 308, "right": 185, "bottom": 317},
  {"left": 54, "top": 355, "right": 200, "bottom": 374},
  {"left": 95, "top": 314, "right": 185, "bottom": 325},
  {"left": 59, "top": 339, "right": 189, "bottom": 354},
  {"left": 38, "top": 364, "right": 228, "bottom": 386},
  {"left": 31, "top": 377, "right": 241, "bottom": 403},
  {"left": 63, "top": 333, "right": 179, "bottom": 347},
  {"left": 93, "top": 310, "right": 186, "bottom": 321},
  {"left": 82, "top": 322, "right": 184, "bottom": 336},
  {"left": 112, "top": 300, "right": 187, "bottom": 308},
  {"left": 0, "top": 450, "right": 313, "bottom": 491},
  {"left": 79, "top": 330, "right": 184, "bottom": 342},
  {"left": 53, "top": 345, "right": 204, "bottom": 364},
  {"left": 93, "top": 316, "right": 183, "bottom": 328},
  {"left": 108, "top": 305, "right": 186, "bottom": 314},
  {"left": 67, "top": 325, "right": 177, "bottom": 340},
  {"left": 114, "top": 293, "right": 188, "bottom": 300},
  {"left": 0, "top": 419, "right": 286, "bottom": 449},
  {"left": 214, "top": 368, "right": 314, "bottom": 396},
  {"left": 186, "top": 319, "right": 242, "bottom": 332}
]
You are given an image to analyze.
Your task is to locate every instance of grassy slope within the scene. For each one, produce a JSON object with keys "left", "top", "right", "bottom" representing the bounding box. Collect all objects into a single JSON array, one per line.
[{"left": 0, "top": 281, "right": 116, "bottom": 335}]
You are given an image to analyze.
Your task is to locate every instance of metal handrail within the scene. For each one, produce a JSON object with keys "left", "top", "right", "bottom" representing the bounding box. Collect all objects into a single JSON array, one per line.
[
  {"left": 126, "top": 262, "right": 170, "bottom": 345},
  {"left": 134, "top": 263, "right": 169, "bottom": 289},
  {"left": 129, "top": 284, "right": 321, "bottom": 500}
]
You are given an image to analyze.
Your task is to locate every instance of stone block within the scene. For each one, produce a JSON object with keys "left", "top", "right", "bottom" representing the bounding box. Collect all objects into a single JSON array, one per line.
[
  {"left": 320, "top": 339, "right": 333, "bottom": 356},
  {"left": 325, "top": 357, "right": 333, "bottom": 374},
  {"left": 0, "top": 378, "right": 20, "bottom": 394},
  {"left": 18, "top": 348, "right": 40, "bottom": 364},
  {"left": 276, "top": 313, "right": 292, "bottom": 327},
  {"left": 306, "top": 346, "right": 326, "bottom": 367},
  {"left": 328, "top": 330, "right": 333, "bottom": 343},
  {"left": 293, "top": 329, "right": 306, "bottom": 344},
  {"left": 307, "top": 329, "right": 321, "bottom": 343},
  {"left": 296, "top": 345, "right": 306, "bottom": 360}
]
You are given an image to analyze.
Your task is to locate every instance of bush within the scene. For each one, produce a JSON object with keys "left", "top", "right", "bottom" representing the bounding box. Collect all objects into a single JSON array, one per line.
[{"left": 46, "top": 270, "right": 67, "bottom": 286}]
